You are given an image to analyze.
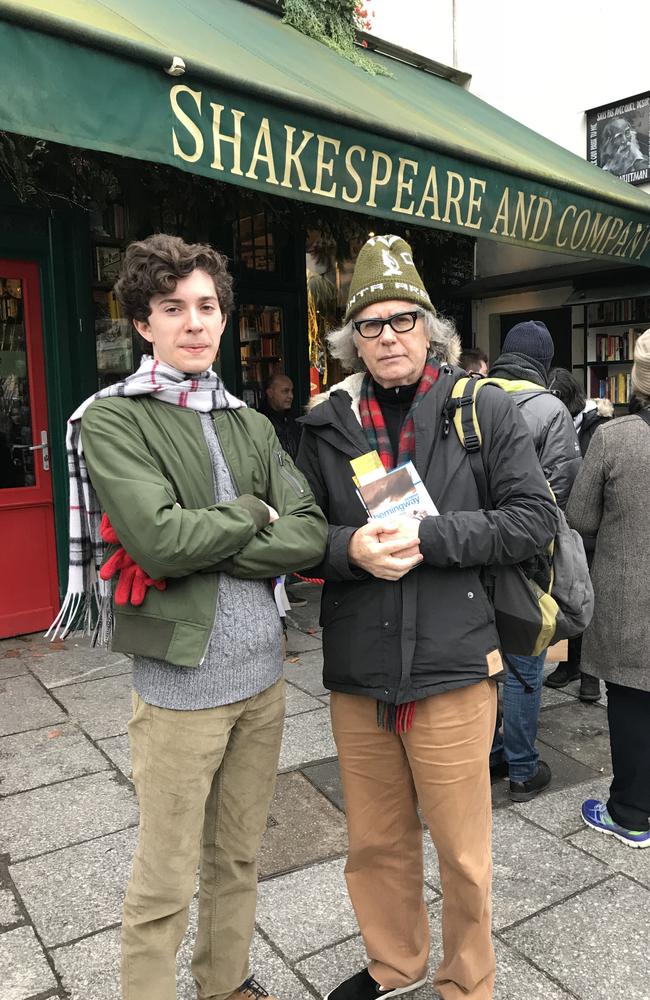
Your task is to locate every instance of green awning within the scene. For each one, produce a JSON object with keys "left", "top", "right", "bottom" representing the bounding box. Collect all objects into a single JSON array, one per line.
[{"left": 2, "top": 0, "right": 650, "bottom": 264}]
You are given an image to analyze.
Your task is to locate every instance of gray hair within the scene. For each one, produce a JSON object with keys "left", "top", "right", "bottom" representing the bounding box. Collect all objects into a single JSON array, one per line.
[{"left": 327, "top": 308, "right": 461, "bottom": 372}]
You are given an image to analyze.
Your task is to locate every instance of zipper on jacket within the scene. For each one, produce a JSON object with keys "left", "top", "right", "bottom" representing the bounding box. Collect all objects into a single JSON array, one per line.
[{"left": 276, "top": 449, "right": 305, "bottom": 496}]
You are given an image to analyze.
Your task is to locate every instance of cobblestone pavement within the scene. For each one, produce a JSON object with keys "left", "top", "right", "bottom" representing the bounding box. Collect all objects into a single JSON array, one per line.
[{"left": 1, "top": 584, "right": 648, "bottom": 1000}]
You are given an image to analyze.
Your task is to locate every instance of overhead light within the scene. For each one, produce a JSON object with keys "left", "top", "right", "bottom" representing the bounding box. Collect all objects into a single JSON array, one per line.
[{"left": 165, "top": 56, "right": 186, "bottom": 76}]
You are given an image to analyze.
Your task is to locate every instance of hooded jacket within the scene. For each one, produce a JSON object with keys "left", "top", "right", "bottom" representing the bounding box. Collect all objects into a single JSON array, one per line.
[
  {"left": 488, "top": 352, "right": 582, "bottom": 510},
  {"left": 575, "top": 398, "right": 614, "bottom": 456},
  {"left": 297, "top": 352, "right": 558, "bottom": 704}
]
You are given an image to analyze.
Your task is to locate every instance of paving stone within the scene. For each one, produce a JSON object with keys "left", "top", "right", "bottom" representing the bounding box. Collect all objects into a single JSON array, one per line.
[
  {"left": 0, "top": 674, "right": 64, "bottom": 737},
  {"left": 568, "top": 828, "right": 650, "bottom": 889},
  {"left": 0, "top": 659, "right": 28, "bottom": 681},
  {"left": 284, "top": 682, "right": 324, "bottom": 717},
  {"left": 513, "top": 774, "right": 613, "bottom": 838},
  {"left": 11, "top": 827, "right": 138, "bottom": 945},
  {"left": 536, "top": 701, "right": 611, "bottom": 771},
  {"left": 53, "top": 925, "right": 121, "bottom": 1000},
  {"left": 29, "top": 642, "right": 131, "bottom": 690},
  {"left": 503, "top": 875, "right": 650, "bottom": 1000},
  {"left": 285, "top": 627, "right": 322, "bottom": 654},
  {"left": 0, "top": 771, "right": 138, "bottom": 861},
  {"left": 284, "top": 585, "right": 322, "bottom": 633},
  {"left": 283, "top": 648, "right": 327, "bottom": 697},
  {"left": 296, "top": 934, "right": 367, "bottom": 996},
  {"left": 255, "top": 858, "right": 359, "bottom": 960},
  {"left": 540, "top": 683, "right": 574, "bottom": 708},
  {"left": 0, "top": 925, "right": 57, "bottom": 999},
  {"left": 256, "top": 857, "right": 434, "bottom": 961},
  {"left": 0, "top": 723, "right": 109, "bottom": 795},
  {"left": 297, "top": 915, "right": 572, "bottom": 1000},
  {"left": 490, "top": 810, "right": 609, "bottom": 929},
  {"left": 0, "top": 888, "right": 21, "bottom": 927},
  {"left": 279, "top": 708, "right": 337, "bottom": 771},
  {"left": 302, "top": 759, "right": 345, "bottom": 812},
  {"left": 54, "top": 671, "right": 133, "bottom": 739},
  {"left": 97, "top": 733, "right": 132, "bottom": 778},
  {"left": 423, "top": 809, "right": 608, "bottom": 930},
  {"left": 260, "top": 772, "right": 347, "bottom": 878}
]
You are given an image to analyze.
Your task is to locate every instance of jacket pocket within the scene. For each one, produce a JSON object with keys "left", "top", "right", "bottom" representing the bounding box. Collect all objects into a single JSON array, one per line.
[{"left": 320, "top": 581, "right": 399, "bottom": 691}]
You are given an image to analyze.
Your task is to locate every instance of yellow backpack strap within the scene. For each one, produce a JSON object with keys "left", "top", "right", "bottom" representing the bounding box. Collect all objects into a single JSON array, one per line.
[{"left": 451, "top": 375, "right": 483, "bottom": 451}]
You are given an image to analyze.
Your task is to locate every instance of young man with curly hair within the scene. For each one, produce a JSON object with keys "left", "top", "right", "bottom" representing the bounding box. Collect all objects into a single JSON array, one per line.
[{"left": 56, "top": 234, "right": 327, "bottom": 1000}]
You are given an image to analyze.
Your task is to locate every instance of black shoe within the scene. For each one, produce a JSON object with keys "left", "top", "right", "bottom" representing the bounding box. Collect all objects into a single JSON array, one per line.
[
  {"left": 579, "top": 673, "right": 601, "bottom": 703},
  {"left": 490, "top": 759, "right": 509, "bottom": 782},
  {"left": 544, "top": 663, "right": 580, "bottom": 688},
  {"left": 509, "top": 760, "right": 552, "bottom": 803},
  {"left": 325, "top": 969, "right": 428, "bottom": 1000}
]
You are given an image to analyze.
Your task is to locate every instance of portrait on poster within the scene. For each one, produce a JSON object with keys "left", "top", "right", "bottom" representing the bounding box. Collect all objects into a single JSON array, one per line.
[{"left": 586, "top": 93, "right": 650, "bottom": 186}]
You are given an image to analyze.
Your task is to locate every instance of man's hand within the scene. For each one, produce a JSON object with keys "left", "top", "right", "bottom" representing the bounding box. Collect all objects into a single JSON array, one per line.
[
  {"left": 348, "top": 521, "right": 423, "bottom": 581},
  {"left": 260, "top": 501, "right": 280, "bottom": 523},
  {"left": 379, "top": 516, "right": 421, "bottom": 557}
]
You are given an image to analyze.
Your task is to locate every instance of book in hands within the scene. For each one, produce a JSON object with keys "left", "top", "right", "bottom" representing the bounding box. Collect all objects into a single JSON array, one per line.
[{"left": 353, "top": 457, "right": 439, "bottom": 522}]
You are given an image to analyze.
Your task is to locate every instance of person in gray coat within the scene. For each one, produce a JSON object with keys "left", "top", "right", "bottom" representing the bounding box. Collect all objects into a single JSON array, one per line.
[
  {"left": 489, "top": 321, "right": 582, "bottom": 802},
  {"left": 566, "top": 330, "right": 650, "bottom": 848}
]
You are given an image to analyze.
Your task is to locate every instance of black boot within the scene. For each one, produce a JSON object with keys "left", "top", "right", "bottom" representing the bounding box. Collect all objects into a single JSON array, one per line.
[
  {"left": 544, "top": 663, "right": 580, "bottom": 688},
  {"left": 579, "top": 673, "right": 601, "bottom": 702}
]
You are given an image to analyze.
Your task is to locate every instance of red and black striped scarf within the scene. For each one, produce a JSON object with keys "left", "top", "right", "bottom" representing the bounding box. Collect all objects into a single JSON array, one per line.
[
  {"left": 358, "top": 358, "right": 440, "bottom": 735},
  {"left": 359, "top": 358, "right": 440, "bottom": 471}
]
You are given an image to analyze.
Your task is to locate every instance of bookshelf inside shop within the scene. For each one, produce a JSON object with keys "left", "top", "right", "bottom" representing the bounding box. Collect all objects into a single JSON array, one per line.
[
  {"left": 238, "top": 304, "right": 284, "bottom": 407},
  {"left": 92, "top": 221, "right": 134, "bottom": 388},
  {"left": 573, "top": 296, "right": 650, "bottom": 408}
]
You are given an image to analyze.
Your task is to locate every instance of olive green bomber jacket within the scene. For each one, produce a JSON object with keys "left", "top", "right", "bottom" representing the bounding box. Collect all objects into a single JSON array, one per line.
[{"left": 81, "top": 396, "right": 328, "bottom": 668}]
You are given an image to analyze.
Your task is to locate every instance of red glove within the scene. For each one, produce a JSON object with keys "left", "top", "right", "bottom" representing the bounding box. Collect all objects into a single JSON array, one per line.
[{"left": 99, "top": 513, "right": 166, "bottom": 606}]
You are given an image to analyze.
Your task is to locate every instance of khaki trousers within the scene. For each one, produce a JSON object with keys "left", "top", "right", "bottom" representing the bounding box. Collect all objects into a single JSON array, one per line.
[
  {"left": 330, "top": 680, "right": 497, "bottom": 1000},
  {"left": 121, "top": 679, "right": 285, "bottom": 1000}
]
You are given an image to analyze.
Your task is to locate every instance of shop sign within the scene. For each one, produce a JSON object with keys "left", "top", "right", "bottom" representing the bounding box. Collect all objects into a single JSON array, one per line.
[
  {"left": 2, "top": 18, "right": 650, "bottom": 266},
  {"left": 170, "top": 84, "right": 650, "bottom": 265},
  {"left": 586, "top": 93, "right": 650, "bottom": 187}
]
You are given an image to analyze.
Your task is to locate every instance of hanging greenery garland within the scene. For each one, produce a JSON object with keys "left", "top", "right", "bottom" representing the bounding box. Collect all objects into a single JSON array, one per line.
[{"left": 281, "top": 0, "right": 392, "bottom": 77}]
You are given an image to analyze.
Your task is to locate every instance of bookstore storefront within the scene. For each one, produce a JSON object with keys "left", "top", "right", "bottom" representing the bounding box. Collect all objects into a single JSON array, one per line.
[{"left": 2, "top": 0, "right": 650, "bottom": 636}]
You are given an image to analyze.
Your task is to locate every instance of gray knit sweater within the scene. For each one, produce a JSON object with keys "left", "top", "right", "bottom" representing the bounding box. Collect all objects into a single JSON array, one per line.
[{"left": 132, "top": 412, "right": 284, "bottom": 709}]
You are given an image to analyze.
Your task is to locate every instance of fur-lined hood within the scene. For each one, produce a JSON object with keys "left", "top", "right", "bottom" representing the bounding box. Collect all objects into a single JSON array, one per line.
[
  {"left": 307, "top": 332, "right": 462, "bottom": 417},
  {"left": 591, "top": 397, "right": 615, "bottom": 419}
]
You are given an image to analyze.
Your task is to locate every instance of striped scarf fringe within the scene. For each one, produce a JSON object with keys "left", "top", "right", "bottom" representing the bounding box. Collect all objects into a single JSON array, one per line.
[
  {"left": 359, "top": 357, "right": 440, "bottom": 735},
  {"left": 46, "top": 356, "right": 245, "bottom": 646}
]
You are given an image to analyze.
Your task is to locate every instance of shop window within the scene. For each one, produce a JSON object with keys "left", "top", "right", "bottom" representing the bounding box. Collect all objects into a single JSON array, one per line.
[
  {"left": 238, "top": 303, "right": 284, "bottom": 407},
  {"left": 236, "top": 209, "right": 275, "bottom": 272}
]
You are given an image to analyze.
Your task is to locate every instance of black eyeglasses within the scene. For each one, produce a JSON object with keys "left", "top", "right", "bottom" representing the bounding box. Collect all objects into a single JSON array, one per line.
[{"left": 352, "top": 310, "right": 423, "bottom": 340}]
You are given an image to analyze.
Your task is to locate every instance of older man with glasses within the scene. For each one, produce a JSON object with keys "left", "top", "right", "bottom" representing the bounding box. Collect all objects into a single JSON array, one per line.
[{"left": 297, "top": 235, "right": 557, "bottom": 1000}]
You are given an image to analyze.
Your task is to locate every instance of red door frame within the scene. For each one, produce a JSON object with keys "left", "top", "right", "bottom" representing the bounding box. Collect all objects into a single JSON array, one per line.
[{"left": 0, "top": 259, "right": 59, "bottom": 637}]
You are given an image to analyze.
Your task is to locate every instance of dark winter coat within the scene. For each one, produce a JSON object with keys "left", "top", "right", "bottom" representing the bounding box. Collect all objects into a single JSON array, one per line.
[
  {"left": 489, "top": 352, "right": 582, "bottom": 510},
  {"left": 258, "top": 402, "right": 302, "bottom": 461},
  {"left": 297, "top": 367, "right": 558, "bottom": 704}
]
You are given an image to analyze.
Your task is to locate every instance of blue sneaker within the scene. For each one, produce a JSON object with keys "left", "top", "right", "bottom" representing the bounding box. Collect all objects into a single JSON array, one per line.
[{"left": 581, "top": 799, "right": 650, "bottom": 848}]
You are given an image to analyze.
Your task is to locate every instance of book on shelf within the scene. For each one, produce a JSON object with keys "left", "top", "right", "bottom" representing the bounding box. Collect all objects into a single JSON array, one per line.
[
  {"left": 588, "top": 298, "right": 650, "bottom": 324},
  {"left": 594, "top": 372, "right": 632, "bottom": 404},
  {"left": 594, "top": 329, "right": 640, "bottom": 362},
  {"left": 350, "top": 451, "right": 439, "bottom": 522}
]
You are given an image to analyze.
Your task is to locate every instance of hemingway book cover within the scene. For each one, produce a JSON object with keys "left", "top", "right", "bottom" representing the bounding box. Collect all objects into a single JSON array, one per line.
[{"left": 355, "top": 460, "right": 439, "bottom": 521}]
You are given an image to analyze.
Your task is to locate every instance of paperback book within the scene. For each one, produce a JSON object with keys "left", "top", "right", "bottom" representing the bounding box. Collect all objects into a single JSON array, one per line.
[{"left": 350, "top": 452, "right": 439, "bottom": 522}]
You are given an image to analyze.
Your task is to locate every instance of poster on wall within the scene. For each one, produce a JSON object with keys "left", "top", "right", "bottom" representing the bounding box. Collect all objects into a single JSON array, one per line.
[{"left": 586, "top": 92, "right": 650, "bottom": 186}]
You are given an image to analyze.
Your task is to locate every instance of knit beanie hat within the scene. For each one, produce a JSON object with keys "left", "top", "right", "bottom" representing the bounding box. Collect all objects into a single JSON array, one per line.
[
  {"left": 344, "top": 235, "right": 435, "bottom": 323},
  {"left": 502, "top": 320, "right": 555, "bottom": 371},
  {"left": 632, "top": 329, "right": 650, "bottom": 397}
]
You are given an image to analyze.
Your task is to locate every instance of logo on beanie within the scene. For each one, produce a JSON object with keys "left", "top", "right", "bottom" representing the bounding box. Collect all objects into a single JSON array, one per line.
[{"left": 381, "top": 250, "right": 402, "bottom": 277}]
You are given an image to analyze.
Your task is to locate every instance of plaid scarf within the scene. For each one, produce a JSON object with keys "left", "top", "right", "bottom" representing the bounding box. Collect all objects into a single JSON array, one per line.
[
  {"left": 358, "top": 358, "right": 440, "bottom": 734},
  {"left": 46, "top": 356, "right": 244, "bottom": 645},
  {"left": 359, "top": 358, "right": 440, "bottom": 470}
]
